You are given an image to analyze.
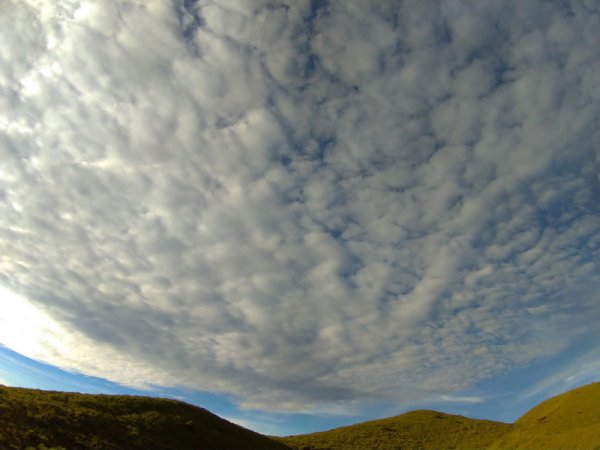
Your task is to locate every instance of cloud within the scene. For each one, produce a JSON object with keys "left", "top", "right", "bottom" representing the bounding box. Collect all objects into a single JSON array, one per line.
[
  {"left": 0, "top": 0, "right": 599, "bottom": 413},
  {"left": 438, "top": 395, "right": 484, "bottom": 404}
]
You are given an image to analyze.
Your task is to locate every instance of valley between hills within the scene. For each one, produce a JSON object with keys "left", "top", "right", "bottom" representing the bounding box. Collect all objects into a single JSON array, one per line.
[{"left": 1, "top": 381, "right": 599, "bottom": 449}]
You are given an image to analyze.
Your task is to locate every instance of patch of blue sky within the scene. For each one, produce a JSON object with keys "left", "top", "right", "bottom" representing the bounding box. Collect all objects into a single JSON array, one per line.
[
  {"left": 0, "top": 345, "right": 235, "bottom": 418},
  {"left": 1, "top": 342, "right": 599, "bottom": 435},
  {"left": 444, "top": 340, "right": 600, "bottom": 423},
  {"left": 0, "top": 345, "right": 356, "bottom": 435}
]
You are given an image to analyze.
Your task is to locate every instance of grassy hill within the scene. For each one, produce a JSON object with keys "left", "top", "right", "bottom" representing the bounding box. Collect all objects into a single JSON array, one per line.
[
  {"left": 487, "top": 381, "right": 600, "bottom": 449},
  {"left": 0, "top": 385, "right": 288, "bottom": 450},
  {"left": 1, "top": 382, "right": 599, "bottom": 449},
  {"left": 279, "top": 382, "right": 600, "bottom": 450},
  {"left": 276, "top": 409, "right": 511, "bottom": 450}
]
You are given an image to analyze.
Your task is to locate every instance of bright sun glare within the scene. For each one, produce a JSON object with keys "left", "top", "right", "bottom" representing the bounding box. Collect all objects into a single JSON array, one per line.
[{"left": 0, "top": 286, "right": 63, "bottom": 359}]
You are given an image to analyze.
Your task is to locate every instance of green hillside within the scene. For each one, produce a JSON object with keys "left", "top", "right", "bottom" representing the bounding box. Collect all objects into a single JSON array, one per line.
[
  {"left": 0, "top": 385, "right": 288, "bottom": 450},
  {"left": 487, "top": 381, "right": 600, "bottom": 449},
  {"left": 279, "top": 382, "right": 600, "bottom": 450},
  {"left": 277, "top": 409, "right": 511, "bottom": 450},
  {"left": 1, "top": 382, "right": 599, "bottom": 449}
]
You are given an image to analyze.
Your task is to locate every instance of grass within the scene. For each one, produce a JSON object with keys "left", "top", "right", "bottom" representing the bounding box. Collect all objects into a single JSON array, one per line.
[
  {"left": 487, "top": 381, "right": 600, "bottom": 449},
  {"left": 276, "top": 409, "right": 511, "bottom": 450},
  {"left": 278, "top": 382, "right": 600, "bottom": 450},
  {"left": 1, "top": 382, "right": 599, "bottom": 449},
  {"left": 0, "top": 385, "right": 288, "bottom": 450}
]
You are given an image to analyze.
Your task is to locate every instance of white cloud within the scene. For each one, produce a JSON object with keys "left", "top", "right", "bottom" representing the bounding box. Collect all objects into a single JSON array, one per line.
[
  {"left": 438, "top": 395, "right": 484, "bottom": 404},
  {"left": 0, "top": 0, "right": 599, "bottom": 414}
]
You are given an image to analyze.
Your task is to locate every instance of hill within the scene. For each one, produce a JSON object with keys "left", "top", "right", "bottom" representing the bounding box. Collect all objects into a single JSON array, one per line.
[
  {"left": 0, "top": 385, "right": 288, "bottom": 450},
  {"left": 1, "top": 382, "right": 599, "bottom": 449},
  {"left": 279, "top": 382, "right": 600, "bottom": 450},
  {"left": 487, "top": 381, "right": 600, "bottom": 449},
  {"left": 277, "top": 409, "right": 511, "bottom": 450}
]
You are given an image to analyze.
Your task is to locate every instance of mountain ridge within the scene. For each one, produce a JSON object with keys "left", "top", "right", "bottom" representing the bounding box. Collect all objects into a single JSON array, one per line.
[
  {"left": 276, "top": 408, "right": 511, "bottom": 450},
  {"left": 1, "top": 381, "right": 599, "bottom": 449},
  {"left": 0, "top": 385, "right": 287, "bottom": 450},
  {"left": 278, "top": 381, "right": 600, "bottom": 450}
]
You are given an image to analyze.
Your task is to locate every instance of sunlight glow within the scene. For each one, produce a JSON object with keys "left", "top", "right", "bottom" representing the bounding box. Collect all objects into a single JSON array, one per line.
[
  {"left": 0, "top": 286, "right": 65, "bottom": 360},
  {"left": 0, "top": 286, "right": 183, "bottom": 391}
]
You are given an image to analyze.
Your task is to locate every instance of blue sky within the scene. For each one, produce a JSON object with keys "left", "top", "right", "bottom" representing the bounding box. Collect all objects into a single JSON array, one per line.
[
  {"left": 2, "top": 340, "right": 599, "bottom": 435},
  {"left": 1, "top": 0, "right": 599, "bottom": 437}
]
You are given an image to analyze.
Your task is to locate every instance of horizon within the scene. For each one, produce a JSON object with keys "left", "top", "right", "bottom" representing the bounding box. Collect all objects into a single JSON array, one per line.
[
  {"left": 1, "top": 0, "right": 600, "bottom": 437},
  {"left": 1, "top": 344, "right": 599, "bottom": 435},
  {"left": 2, "top": 338, "right": 598, "bottom": 435}
]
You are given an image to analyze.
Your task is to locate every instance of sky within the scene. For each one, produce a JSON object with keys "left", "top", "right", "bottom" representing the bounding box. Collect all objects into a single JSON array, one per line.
[{"left": 0, "top": 0, "right": 599, "bottom": 437}]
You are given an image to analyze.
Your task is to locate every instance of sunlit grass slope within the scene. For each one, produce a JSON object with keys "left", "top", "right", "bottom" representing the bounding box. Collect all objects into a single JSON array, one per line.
[
  {"left": 487, "top": 381, "right": 600, "bottom": 449},
  {"left": 279, "top": 382, "right": 600, "bottom": 450},
  {"left": 277, "top": 409, "right": 512, "bottom": 450},
  {"left": 0, "top": 385, "right": 288, "bottom": 450},
  {"left": 2, "top": 382, "right": 599, "bottom": 450}
]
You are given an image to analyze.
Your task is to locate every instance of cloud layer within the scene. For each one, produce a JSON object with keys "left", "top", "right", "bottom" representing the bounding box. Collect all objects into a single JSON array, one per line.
[{"left": 1, "top": 0, "right": 599, "bottom": 412}]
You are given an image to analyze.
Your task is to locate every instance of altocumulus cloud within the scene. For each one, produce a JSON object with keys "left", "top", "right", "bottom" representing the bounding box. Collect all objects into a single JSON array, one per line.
[{"left": 1, "top": 0, "right": 600, "bottom": 412}]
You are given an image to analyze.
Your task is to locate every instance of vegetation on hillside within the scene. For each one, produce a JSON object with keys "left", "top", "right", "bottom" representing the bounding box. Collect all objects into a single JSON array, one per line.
[
  {"left": 277, "top": 409, "right": 511, "bottom": 450},
  {"left": 279, "top": 382, "right": 600, "bottom": 450},
  {"left": 487, "top": 381, "right": 600, "bottom": 449},
  {"left": 0, "top": 385, "right": 288, "bottom": 450},
  {"left": 1, "top": 382, "right": 599, "bottom": 449}
]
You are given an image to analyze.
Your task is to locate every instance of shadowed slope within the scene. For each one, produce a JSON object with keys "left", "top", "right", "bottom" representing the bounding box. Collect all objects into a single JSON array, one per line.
[
  {"left": 0, "top": 385, "right": 289, "bottom": 450},
  {"left": 2, "top": 382, "right": 599, "bottom": 449},
  {"left": 488, "top": 382, "right": 600, "bottom": 449},
  {"left": 277, "top": 409, "right": 512, "bottom": 450}
]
